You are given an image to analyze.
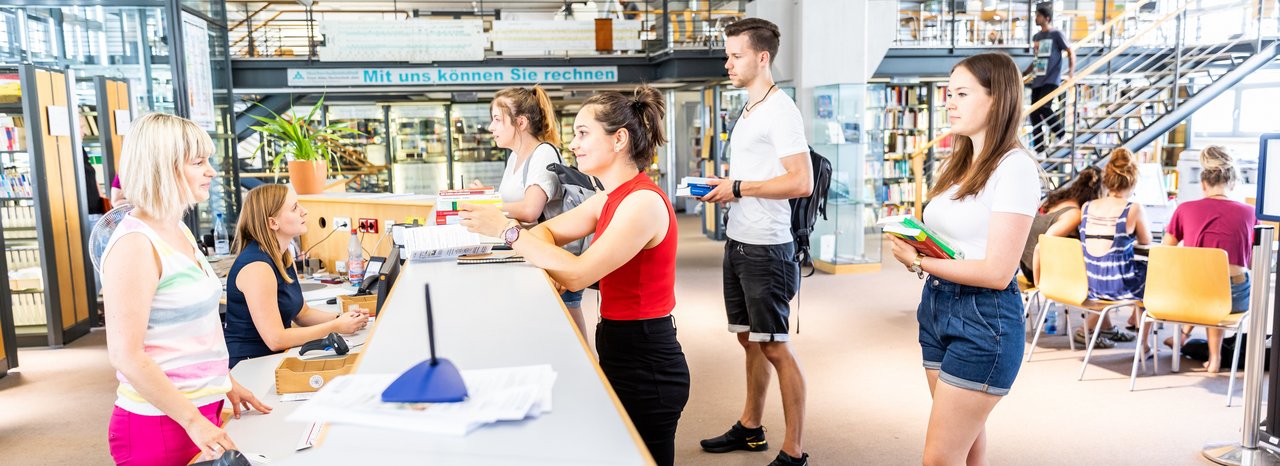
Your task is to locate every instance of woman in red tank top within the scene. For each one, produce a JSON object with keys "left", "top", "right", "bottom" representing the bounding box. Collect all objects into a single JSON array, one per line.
[{"left": 460, "top": 86, "right": 689, "bottom": 466}]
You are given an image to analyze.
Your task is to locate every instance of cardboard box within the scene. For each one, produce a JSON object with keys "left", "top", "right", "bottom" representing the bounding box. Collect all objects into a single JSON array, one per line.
[
  {"left": 274, "top": 354, "right": 359, "bottom": 394},
  {"left": 338, "top": 293, "right": 378, "bottom": 316}
]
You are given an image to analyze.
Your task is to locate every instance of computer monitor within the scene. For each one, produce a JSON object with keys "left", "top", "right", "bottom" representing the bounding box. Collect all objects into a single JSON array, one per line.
[
  {"left": 1254, "top": 134, "right": 1280, "bottom": 221},
  {"left": 376, "top": 246, "right": 403, "bottom": 314},
  {"left": 356, "top": 256, "right": 386, "bottom": 295}
]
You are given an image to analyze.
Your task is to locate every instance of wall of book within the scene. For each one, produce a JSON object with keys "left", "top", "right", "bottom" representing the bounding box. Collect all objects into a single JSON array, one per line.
[{"left": 876, "top": 84, "right": 929, "bottom": 217}]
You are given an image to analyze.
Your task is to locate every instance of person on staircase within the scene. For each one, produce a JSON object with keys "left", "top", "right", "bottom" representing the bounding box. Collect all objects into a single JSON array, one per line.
[{"left": 1023, "top": 4, "right": 1075, "bottom": 155}]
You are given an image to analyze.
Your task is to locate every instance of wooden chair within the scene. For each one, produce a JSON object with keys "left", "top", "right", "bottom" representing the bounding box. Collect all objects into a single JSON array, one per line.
[{"left": 1129, "top": 246, "right": 1246, "bottom": 405}]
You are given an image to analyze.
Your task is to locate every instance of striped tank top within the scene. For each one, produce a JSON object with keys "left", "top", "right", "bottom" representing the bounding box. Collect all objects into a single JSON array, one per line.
[
  {"left": 1080, "top": 202, "right": 1147, "bottom": 301},
  {"left": 103, "top": 214, "right": 230, "bottom": 415}
]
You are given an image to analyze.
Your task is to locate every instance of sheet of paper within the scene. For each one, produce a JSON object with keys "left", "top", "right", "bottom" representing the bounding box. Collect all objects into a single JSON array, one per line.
[
  {"left": 287, "top": 365, "right": 556, "bottom": 436},
  {"left": 303, "top": 287, "right": 355, "bottom": 303}
]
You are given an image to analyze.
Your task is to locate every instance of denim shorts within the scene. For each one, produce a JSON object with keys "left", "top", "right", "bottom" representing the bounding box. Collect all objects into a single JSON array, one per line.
[
  {"left": 560, "top": 289, "right": 584, "bottom": 308},
  {"left": 918, "top": 275, "right": 1025, "bottom": 396},
  {"left": 723, "top": 239, "right": 799, "bottom": 342},
  {"left": 1231, "top": 271, "right": 1251, "bottom": 313}
]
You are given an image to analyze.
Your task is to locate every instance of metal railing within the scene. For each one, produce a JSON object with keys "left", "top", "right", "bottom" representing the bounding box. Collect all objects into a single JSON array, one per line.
[
  {"left": 225, "top": 0, "right": 746, "bottom": 60},
  {"left": 894, "top": 0, "right": 1171, "bottom": 48},
  {"left": 907, "top": 0, "right": 1278, "bottom": 217}
]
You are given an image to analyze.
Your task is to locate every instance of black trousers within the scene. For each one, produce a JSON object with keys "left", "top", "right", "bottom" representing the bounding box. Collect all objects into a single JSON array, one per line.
[
  {"left": 596, "top": 316, "right": 691, "bottom": 466},
  {"left": 1030, "top": 84, "right": 1064, "bottom": 154}
]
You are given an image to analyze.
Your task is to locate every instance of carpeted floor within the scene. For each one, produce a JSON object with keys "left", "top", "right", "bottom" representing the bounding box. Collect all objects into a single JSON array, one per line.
[{"left": 0, "top": 215, "right": 1244, "bottom": 465}]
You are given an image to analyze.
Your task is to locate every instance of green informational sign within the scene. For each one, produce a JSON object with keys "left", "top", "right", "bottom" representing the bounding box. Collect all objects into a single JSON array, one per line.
[{"left": 287, "top": 66, "right": 620, "bottom": 87}]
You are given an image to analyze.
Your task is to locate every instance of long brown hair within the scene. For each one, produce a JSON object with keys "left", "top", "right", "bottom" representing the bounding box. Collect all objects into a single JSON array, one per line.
[
  {"left": 493, "top": 85, "right": 561, "bottom": 146},
  {"left": 1041, "top": 166, "right": 1102, "bottom": 211},
  {"left": 582, "top": 86, "right": 667, "bottom": 169},
  {"left": 235, "top": 184, "right": 295, "bottom": 284},
  {"left": 930, "top": 52, "right": 1027, "bottom": 201}
]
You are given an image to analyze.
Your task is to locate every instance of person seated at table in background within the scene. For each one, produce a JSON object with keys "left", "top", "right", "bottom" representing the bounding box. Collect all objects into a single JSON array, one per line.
[
  {"left": 1020, "top": 166, "right": 1102, "bottom": 283},
  {"left": 458, "top": 86, "right": 690, "bottom": 466},
  {"left": 223, "top": 184, "right": 368, "bottom": 369},
  {"left": 469, "top": 85, "right": 589, "bottom": 340},
  {"left": 1161, "top": 145, "right": 1257, "bottom": 373},
  {"left": 1079, "top": 148, "right": 1150, "bottom": 349},
  {"left": 102, "top": 113, "right": 270, "bottom": 465}
]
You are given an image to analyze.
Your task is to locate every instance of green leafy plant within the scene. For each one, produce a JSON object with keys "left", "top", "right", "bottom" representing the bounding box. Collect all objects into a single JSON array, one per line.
[{"left": 248, "top": 96, "right": 361, "bottom": 174}]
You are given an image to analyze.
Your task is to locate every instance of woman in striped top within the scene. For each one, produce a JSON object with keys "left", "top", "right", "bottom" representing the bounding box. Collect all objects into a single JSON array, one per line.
[
  {"left": 102, "top": 113, "right": 270, "bottom": 465},
  {"left": 1079, "top": 148, "right": 1151, "bottom": 347}
]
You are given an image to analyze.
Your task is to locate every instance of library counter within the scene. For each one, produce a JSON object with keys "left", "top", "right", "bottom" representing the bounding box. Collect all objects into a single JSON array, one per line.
[{"left": 225, "top": 259, "right": 653, "bottom": 466}]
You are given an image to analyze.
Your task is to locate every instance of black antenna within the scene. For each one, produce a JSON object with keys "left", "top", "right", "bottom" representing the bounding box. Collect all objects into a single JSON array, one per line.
[{"left": 425, "top": 283, "right": 438, "bottom": 366}]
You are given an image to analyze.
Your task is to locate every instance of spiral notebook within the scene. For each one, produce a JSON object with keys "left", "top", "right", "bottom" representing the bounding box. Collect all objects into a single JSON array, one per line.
[{"left": 457, "top": 253, "right": 525, "bottom": 265}]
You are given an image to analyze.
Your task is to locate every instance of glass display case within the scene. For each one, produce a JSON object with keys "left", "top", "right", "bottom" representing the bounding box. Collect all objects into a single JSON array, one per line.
[
  {"left": 450, "top": 103, "right": 505, "bottom": 188},
  {"left": 810, "top": 83, "right": 886, "bottom": 273},
  {"left": 389, "top": 104, "right": 448, "bottom": 194},
  {"left": 327, "top": 105, "right": 389, "bottom": 193}
]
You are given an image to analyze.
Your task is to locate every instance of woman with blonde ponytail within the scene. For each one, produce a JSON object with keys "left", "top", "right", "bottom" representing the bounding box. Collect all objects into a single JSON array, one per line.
[
  {"left": 478, "top": 86, "right": 590, "bottom": 338},
  {"left": 1162, "top": 145, "right": 1257, "bottom": 372}
]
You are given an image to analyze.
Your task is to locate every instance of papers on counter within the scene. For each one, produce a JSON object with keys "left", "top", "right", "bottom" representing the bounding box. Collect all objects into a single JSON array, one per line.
[
  {"left": 288, "top": 364, "right": 557, "bottom": 436},
  {"left": 403, "top": 224, "right": 492, "bottom": 260}
]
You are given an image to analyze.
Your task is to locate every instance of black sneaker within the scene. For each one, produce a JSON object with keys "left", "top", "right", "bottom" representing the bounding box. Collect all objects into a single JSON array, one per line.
[
  {"left": 768, "top": 451, "right": 809, "bottom": 466},
  {"left": 700, "top": 421, "right": 768, "bottom": 453}
]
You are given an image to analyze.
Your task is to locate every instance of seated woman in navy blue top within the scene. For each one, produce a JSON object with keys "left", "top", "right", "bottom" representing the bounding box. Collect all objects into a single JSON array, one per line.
[{"left": 224, "top": 184, "right": 368, "bottom": 368}]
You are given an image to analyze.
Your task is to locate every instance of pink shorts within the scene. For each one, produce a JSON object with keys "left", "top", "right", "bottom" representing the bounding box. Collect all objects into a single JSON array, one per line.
[{"left": 108, "top": 400, "right": 223, "bottom": 466}]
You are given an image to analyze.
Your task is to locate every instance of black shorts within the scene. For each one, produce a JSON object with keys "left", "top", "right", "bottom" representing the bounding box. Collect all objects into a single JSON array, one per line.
[{"left": 723, "top": 239, "right": 799, "bottom": 342}]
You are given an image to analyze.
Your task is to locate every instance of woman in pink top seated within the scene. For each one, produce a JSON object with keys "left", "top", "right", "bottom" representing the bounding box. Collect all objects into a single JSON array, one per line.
[{"left": 1162, "top": 145, "right": 1257, "bottom": 373}]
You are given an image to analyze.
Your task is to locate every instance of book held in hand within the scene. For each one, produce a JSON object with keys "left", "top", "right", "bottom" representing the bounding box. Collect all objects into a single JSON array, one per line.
[{"left": 876, "top": 215, "right": 964, "bottom": 260}]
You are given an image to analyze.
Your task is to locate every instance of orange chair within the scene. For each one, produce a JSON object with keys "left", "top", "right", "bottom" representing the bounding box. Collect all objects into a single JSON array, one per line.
[
  {"left": 1028, "top": 235, "right": 1142, "bottom": 380},
  {"left": 1129, "top": 246, "right": 1246, "bottom": 405}
]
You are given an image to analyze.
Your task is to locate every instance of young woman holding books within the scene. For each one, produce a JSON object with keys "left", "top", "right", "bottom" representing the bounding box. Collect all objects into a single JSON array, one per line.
[
  {"left": 458, "top": 86, "right": 689, "bottom": 466},
  {"left": 888, "top": 52, "right": 1041, "bottom": 466},
  {"left": 472, "top": 85, "right": 587, "bottom": 336}
]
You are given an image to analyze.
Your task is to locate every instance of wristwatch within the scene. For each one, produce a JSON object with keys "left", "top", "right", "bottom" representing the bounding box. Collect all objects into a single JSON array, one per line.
[
  {"left": 501, "top": 222, "right": 523, "bottom": 247},
  {"left": 910, "top": 253, "right": 925, "bottom": 279}
]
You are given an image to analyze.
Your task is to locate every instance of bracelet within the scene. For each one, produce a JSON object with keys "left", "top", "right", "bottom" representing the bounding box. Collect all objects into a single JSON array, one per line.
[{"left": 732, "top": 180, "right": 742, "bottom": 198}]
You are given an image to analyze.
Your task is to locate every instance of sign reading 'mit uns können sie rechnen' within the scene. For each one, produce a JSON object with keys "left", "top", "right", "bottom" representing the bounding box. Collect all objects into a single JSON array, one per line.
[{"left": 288, "top": 66, "right": 619, "bottom": 87}]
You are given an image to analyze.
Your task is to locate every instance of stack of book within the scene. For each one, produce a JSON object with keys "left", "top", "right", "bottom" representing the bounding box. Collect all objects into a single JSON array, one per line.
[
  {"left": 876, "top": 215, "right": 964, "bottom": 259},
  {"left": 434, "top": 187, "right": 502, "bottom": 225}
]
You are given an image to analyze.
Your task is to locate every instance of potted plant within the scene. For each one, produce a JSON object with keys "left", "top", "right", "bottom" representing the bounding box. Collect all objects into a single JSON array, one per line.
[{"left": 248, "top": 96, "right": 360, "bottom": 194}]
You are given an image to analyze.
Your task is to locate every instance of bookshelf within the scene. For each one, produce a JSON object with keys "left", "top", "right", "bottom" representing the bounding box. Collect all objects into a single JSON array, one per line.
[{"left": 877, "top": 84, "right": 930, "bottom": 218}]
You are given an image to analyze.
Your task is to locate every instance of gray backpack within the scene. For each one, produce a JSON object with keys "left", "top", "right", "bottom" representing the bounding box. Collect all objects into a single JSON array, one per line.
[{"left": 521, "top": 143, "right": 601, "bottom": 255}]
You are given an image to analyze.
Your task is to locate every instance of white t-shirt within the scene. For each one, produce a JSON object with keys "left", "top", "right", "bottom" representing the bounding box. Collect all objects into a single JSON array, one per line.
[
  {"left": 498, "top": 143, "right": 562, "bottom": 207},
  {"left": 922, "top": 149, "right": 1042, "bottom": 260},
  {"left": 726, "top": 91, "right": 810, "bottom": 245}
]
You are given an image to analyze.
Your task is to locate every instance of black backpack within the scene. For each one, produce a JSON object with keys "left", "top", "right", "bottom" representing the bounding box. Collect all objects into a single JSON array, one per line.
[{"left": 790, "top": 146, "right": 832, "bottom": 277}]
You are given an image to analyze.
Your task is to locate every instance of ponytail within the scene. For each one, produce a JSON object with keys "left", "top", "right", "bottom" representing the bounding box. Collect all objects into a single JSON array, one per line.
[{"left": 531, "top": 86, "right": 561, "bottom": 147}]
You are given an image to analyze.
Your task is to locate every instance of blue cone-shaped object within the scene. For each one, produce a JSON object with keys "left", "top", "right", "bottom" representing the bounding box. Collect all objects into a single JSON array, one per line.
[{"left": 381, "top": 358, "right": 468, "bottom": 403}]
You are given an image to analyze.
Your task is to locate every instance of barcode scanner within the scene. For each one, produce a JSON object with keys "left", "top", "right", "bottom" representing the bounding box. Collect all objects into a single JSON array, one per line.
[{"left": 299, "top": 332, "right": 349, "bottom": 357}]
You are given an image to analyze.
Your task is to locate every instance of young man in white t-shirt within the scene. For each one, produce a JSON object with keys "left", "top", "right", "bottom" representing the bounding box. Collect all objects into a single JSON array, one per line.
[{"left": 697, "top": 18, "right": 812, "bottom": 466}]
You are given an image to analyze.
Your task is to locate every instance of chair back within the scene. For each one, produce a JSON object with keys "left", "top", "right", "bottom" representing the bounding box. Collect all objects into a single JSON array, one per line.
[
  {"left": 1144, "top": 246, "right": 1234, "bottom": 324},
  {"left": 1037, "top": 235, "right": 1090, "bottom": 305}
]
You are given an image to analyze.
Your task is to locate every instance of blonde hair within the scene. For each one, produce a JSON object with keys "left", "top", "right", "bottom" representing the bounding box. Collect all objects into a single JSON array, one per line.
[
  {"left": 235, "top": 184, "right": 295, "bottom": 284},
  {"left": 1200, "top": 145, "right": 1238, "bottom": 188},
  {"left": 119, "top": 113, "right": 214, "bottom": 220}
]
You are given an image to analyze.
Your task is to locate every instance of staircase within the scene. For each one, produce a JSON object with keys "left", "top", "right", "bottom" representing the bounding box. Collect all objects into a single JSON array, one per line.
[
  {"left": 907, "top": 0, "right": 1280, "bottom": 214},
  {"left": 1034, "top": 1, "right": 1279, "bottom": 184}
]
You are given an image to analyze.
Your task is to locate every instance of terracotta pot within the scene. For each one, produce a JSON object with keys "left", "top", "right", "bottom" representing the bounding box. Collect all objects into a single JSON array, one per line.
[{"left": 287, "top": 160, "right": 327, "bottom": 194}]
